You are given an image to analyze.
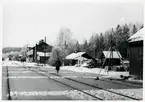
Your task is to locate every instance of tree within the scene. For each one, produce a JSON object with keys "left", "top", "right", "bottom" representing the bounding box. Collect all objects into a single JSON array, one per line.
[
  {"left": 122, "top": 24, "right": 130, "bottom": 41},
  {"left": 48, "top": 47, "right": 63, "bottom": 66},
  {"left": 132, "top": 24, "right": 138, "bottom": 35},
  {"left": 81, "top": 39, "right": 88, "bottom": 52},
  {"left": 56, "top": 28, "right": 73, "bottom": 48},
  {"left": 50, "top": 27, "right": 79, "bottom": 66},
  {"left": 99, "top": 33, "right": 105, "bottom": 51},
  {"left": 140, "top": 24, "right": 144, "bottom": 29},
  {"left": 74, "top": 41, "right": 80, "bottom": 53},
  {"left": 20, "top": 44, "right": 29, "bottom": 58},
  {"left": 93, "top": 33, "right": 100, "bottom": 57},
  {"left": 88, "top": 35, "right": 95, "bottom": 56},
  {"left": 115, "top": 25, "right": 123, "bottom": 48},
  {"left": 104, "top": 31, "right": 110, "bottom": 50},
  {"left": 56, "top": 27, "right": 78, "bottom": 55}
]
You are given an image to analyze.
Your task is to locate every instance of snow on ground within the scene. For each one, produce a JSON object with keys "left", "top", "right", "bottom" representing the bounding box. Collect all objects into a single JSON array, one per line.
[
  {"left": 1, "top": 61, "right": 131, "bottom": 79},
  {"left": 10, "top": 90, "right": 96, "bottom": 100},
  {"left": 61, "top": 66, "right": 129, "bottom": 78},
  {"left": 2, "top": 61, "right": 22, "bottom": 66},
  {"left": 2, "top": 61, "right": 37, "bottom": 67},
  {"left": 61, "top": 66, "right": 143, "bottom": 83},
  {"left": 2, "top": 61, "right": 142, "bottom": 82},
  {"left": 3, "top": 61, "right": 143, "bottom": 100},
  {"left": 9, "top": 89, "right": 142, "bottom": 100},
  {"left": 24, "top": 62, "right": 37, "bottom": 67}
]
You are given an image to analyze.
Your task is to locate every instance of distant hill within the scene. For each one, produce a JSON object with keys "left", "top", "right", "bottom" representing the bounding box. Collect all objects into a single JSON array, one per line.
[{"left": 2, "top": 47, "right": 22, "bottom": 53}]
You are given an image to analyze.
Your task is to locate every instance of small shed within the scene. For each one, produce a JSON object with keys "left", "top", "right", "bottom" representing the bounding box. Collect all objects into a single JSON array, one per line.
[
  {"left": 100, "top": 51, "right": 122, "bottom": 67},
  {"left": 128, "top": 28, "right": 143, "bottom": 80}
]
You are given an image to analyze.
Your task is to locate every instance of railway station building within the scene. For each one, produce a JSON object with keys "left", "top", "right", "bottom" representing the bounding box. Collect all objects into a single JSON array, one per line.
[
  {"left": 26, "top": 40, "right": 52, "bottom": 64},
  {"left": 128, "top": 28, "right": 143, "bottom": 80}
]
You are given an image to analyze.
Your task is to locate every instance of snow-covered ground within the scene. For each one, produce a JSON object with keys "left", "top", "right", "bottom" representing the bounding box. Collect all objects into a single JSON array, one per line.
[
  {"left": 1, "top": 61, "right": 133, "bottom": 78},
  {"left": 61, "top": 66, "right": 143, "bottom": 83},
  {"left": 2, "top": 61, "right": 37, "bottom": 67},
  {"left": 2, "top": 61, "right": 22, "bottom": 66},
  {"left": 2, "top": 61, "right": 142, "bottom": 82},
  {"left": 2, "top": 61, "right": 143, "bottom": 100},
  {"left": 61, "top": 66, "right": 129, "bottom": 77}
]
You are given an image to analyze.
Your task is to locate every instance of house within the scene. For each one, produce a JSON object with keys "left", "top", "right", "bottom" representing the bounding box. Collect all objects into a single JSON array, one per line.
[
  {"left": 26, "top": 40, "right": 52, "bottom": 64},
  {"left": 100, "top": 51, "right": 122, "bottom": 67},
  {"left": 128, "top": 28, "right": 143, "bottom": 80},
  {"left": 65, "top": 52, "right": 97, "bottom": 66}
]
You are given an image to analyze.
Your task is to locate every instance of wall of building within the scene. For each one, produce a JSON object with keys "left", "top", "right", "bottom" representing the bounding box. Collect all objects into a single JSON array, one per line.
[
  {"left": 102, "top": 58, "right": 121, "bottom": 68},
  {"left": 129, "top": 41, "right": 143, "bottom": 80},
  {"left": 118, "top": 41, "right": 129, "bottom": 59},
  {"left": 26, "top": 42, "right": 52, "bottom": 64}
]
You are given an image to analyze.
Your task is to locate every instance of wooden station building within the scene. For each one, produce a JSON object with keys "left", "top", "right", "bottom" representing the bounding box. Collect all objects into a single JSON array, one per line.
[{"left": 26, "top": 40, "right": 52, "bottom": 64}]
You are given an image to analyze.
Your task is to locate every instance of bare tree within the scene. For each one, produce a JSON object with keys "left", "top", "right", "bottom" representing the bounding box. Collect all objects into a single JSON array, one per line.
[{"left": 56, "top": 28, "right": 73, "bottom": 48}]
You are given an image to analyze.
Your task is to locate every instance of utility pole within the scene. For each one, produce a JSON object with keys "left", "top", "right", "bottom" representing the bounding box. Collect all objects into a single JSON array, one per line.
[
  {"left": 109, "top": 34, "right": 113, "bottom": 70},
  {"left": 35, "top": 44, "right": 37, "bottom": 63},
  {"left": 44, "top": 36, "right": 46, "bottom": 66}
]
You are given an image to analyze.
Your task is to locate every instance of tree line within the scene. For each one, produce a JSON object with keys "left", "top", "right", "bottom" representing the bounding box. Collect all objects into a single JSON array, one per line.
[
  {"left": 2, "top": 23, "right": 143, "bottom": 65},
  {"left": 48, "top": 23, "right": 143, "bottom": 66}
]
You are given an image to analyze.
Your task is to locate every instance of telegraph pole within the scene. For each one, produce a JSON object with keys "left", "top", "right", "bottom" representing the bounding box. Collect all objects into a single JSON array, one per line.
[
  {"left": 44, "top": 36, "right": 46, "bottom": 66},
  {"left": 35, "top": 43, "right": 37, "bottom": 63}
]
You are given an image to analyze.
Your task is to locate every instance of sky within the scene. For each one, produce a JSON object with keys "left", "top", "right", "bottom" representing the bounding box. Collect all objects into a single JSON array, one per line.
[{"left": 2, "top": 0, "right": 144, "bottom": 47}]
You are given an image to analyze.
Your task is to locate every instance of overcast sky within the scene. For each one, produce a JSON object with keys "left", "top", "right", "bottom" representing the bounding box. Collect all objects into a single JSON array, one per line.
[{"left": 2, "top": 0, "right": 143, "bottom": 47}]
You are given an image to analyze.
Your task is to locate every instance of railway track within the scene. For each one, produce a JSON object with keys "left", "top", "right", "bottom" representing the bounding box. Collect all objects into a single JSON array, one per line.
[
  {"left": 30, "top": 68, "right": 141, "bottom": 100},
  {"left": 37, "top": 68, "right": 142, "bottom": 88},
  {"left": 7, "top": 63, "right": 142, "bottom": 100},
  {"left": 4, "top": 65, "right": 102, "bottom": 100},
  {"left": 30, "top": 69, "right": 104, "bottom": 100}
]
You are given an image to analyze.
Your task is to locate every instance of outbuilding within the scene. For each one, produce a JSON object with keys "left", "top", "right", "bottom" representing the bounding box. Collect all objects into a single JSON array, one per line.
[
  {"left": 65, "top": 52, "right": 97, "bottom": 66},
  {"left": 128, "top": 28, "right": 143, "bottom": 80},
  {"left": 100, "top": 51, "right": 122, "bottom": 68}
]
